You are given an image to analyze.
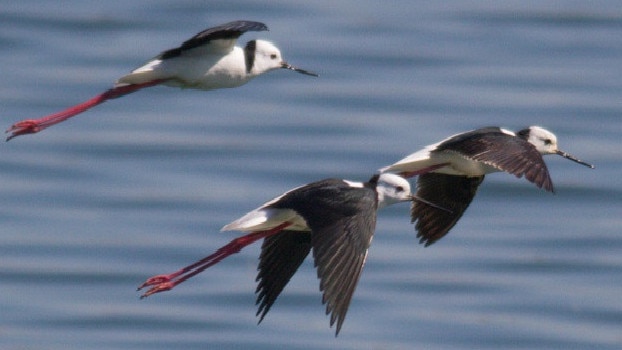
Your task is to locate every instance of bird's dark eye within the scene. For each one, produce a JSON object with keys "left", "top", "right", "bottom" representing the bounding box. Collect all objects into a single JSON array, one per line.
[
  {"left": 270, "top": 54, "right": 277, "bottom": 59},
  {"left": 543, "top": 139, "right": 552, "bottom": 145},
  {"left": 396, "top": 186, "right": 404, "bottom": 192}
]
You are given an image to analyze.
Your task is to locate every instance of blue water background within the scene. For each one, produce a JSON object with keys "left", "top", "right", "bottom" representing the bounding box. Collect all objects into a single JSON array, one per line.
[{"left": 1, "top": 1, "right": 621, "bottom": 349}]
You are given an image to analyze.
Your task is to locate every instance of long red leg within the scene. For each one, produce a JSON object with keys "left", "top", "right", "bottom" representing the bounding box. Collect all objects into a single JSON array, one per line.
[
  {"left": 6, "top": 79, "right": 166, "bottom": 141},
  {"left": 138, "top": 222, "right": 293, "bottom": 299}
]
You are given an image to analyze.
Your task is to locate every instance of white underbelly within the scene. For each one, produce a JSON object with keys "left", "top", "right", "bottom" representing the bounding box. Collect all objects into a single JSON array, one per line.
[{"left": 434, "top": 152, "right": 500, "bottom": 176}]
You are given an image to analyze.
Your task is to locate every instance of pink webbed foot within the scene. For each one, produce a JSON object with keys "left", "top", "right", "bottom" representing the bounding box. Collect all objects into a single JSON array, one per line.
[
  {"left": 140, "top": 281, "right": 177, "bottom": 299},
  {"left": 137, "top": 274, "right": 176, "bottom": 291},
  {"left": 139, "top": 281, "right": 176, "bottom": 299},
  {"left": 137, "top": 272, "right": 185, "bottom": 299},
  {"left": 6, "top": 120, "right": 44, "bottom": 141}
]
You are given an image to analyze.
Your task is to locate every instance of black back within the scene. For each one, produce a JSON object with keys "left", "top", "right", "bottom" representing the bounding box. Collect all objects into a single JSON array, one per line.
[{"left": 158, "top": 20, "right": 268, "bottom": 59}]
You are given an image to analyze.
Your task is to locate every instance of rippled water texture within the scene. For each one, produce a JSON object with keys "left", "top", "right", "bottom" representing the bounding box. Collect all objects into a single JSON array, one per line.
[{"left": 1, "top": 1, "right": 621, "bottom": 349}]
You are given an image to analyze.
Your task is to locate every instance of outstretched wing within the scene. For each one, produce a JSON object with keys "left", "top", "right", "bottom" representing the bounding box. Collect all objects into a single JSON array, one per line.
[
  {"left": 437, "top": 129, "right": 554, "bottom": 192},
  {"left": 269, "top": 179, "right": 378, "bottom": 335},
  {"left": 311, "top": 208, "right": 376, "bottom": 336},
  {"left": 306, "top": 189, "right": 376, "bottom": 336},
  {"left": 255, "top": 230, "right": 312, "bottom": 323},
  {"left": 159, "top": 20, "right": 268, "bottom": 59},
  {"left": 412, "top": 173, "right": 484, "bottom": 246}
]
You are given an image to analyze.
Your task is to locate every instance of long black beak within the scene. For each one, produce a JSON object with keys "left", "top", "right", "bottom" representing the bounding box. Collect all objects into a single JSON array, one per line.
[
  {"left": 281, "top": 62, "right": 318, "bottom": 77},
  {"left": 556, "top": 150, "right": 595, "bottom": 169},
  {"left": 411, "top": 195, "right": 452, "bottom": 213}
]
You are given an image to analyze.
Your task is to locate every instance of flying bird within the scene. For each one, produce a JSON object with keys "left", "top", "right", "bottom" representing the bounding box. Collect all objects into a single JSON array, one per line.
[
  {"left": 6, "top": 20, "right": 317, "bottom": 141},
  {"left": 381, "top": 126, "right": 594, "bottom": 246},
  {"left": 138, "top": 173, "right": 435, "bottom": 335}
]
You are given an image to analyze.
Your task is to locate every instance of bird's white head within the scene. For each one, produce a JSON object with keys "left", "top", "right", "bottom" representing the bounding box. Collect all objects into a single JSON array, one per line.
[
  {"left": 520, "top": 126, "right": 594, "bottom": 168},
  {"left": 375, "top": 173, "right": 412, "bottom": 209},
  {"left": 522, "top": 126, "right": 559, "bottom": 155},
  {"left": 250, "top": 40, "right": 284, "bottom": 74},
  {"left": 248, "top": 40, "right": 318, "bottom": 77}
]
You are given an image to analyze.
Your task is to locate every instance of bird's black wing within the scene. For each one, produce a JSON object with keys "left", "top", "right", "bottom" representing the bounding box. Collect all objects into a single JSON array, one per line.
[
  {"left": 412, "top": 173, "right": 484, "bottom": 246},
  {"left": 311, "top": 201, "right": 376, "bottom": 336},
  {"left": 158, "top": 20, "right": 268, "bottom": 59},
  {"left": 255, "top": 230, "right": 312, "bottom": 323},
  {"left": 269, "top": 179, "right": 378, "bottom": 335},
  {"left": 437, "top": 128, "right": 554, "bottom": 192}
]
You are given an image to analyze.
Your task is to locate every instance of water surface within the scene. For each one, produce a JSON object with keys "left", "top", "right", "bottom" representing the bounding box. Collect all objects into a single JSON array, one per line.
[{"left": 1, "top": 1, "right": 621, "bottom": 349}]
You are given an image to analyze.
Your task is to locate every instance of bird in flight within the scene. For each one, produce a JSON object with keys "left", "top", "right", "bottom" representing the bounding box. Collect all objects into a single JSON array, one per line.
[
  {"left": 381, "top": 126, "right": 594, "bottom": 246},
  {"left": 138, "top": 173, "right": 443, "bottom": 335},
  {"left": 6, "top": 20, "right": 317, "bottom": 141}
]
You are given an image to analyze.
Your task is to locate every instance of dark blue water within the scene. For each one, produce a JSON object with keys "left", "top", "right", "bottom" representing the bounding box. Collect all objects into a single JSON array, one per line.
[{"left": 1, "top": 1, "right": 621, "bottom": 349}]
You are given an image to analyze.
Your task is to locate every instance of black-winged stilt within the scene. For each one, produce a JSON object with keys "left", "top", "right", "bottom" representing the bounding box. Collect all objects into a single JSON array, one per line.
[
  {"left": 6, "top": 20, "right": 317, "bottom": 141},
  {"left": 381, "top": 126, "right": 594, "bottom": 246},
  {"left": 138, "top": 173, "right": 428, "bottom": 335}
]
